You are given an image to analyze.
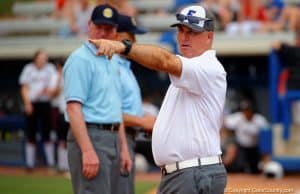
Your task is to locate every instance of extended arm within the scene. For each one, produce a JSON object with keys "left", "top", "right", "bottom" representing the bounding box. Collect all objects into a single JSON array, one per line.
[
  {"left": 123, "top": 113, "right": 155, "bottom": 130},
  {"left": 89, "top": 39, "right": 182, "bottom": 77},
  {"left": 20, "top": 85, "right": 33, "bottom": 115}
]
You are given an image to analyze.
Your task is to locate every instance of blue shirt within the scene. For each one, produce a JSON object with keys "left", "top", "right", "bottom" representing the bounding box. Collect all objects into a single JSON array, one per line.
[
  {"left": 112, "top": 55, "right": 143, "bottom": 117},
  {"left": 63, "top": 41, "right": 122, "bottom": 123}
]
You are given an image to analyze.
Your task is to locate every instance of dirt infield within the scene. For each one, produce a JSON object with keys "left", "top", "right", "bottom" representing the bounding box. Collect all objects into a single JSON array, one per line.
[
  {"left": 140, "top": 172, "right": 300, "bottom": 194},
  {"left": 1, "top": 167, "right": 300, "bottom": 194}
]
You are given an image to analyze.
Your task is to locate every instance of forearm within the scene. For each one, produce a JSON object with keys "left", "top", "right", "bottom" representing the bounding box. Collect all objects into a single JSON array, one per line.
[
  {"left": 89, "top": 39, "right": 182, "bottom": 76},
  {"left": 223, "top": 145, "right": 237, "bottom": 165},
  {"left": 118, "top": 123, "right": 129, "bottom": 152},
  {"left": 20, "top": 85, "right": 31, "bottom": 105},
  {"left": 67, "top": 102, "right": 94, "bottom": 152},
  {"left": 123, "top": 113, "right": 142, "bottom": 127},
  {"left": 127, "top": 44, "right": 182, "bottom": 76}
]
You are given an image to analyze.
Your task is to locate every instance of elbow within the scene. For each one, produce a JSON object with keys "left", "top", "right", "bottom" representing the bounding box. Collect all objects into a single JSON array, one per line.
[
  {"left": 159, "top": 54, "right": 174, "bottom": 72},
  {"left": 66, "top": 101, "right": 81, "bottom": 115}
]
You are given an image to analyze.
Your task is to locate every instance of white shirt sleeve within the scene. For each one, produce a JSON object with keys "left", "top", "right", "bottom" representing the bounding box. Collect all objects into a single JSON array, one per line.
[
  {"left": 224, "top": 112, "right": 241, "bottom": 130},
  {"left": 49, "top": 71, "right": 59, "bottom": 90},
  {"left": 19, "top": 64, "right": 31, "bottom": 85},
  {"left": 169, "top": 55, "right": 209, "bottom": 95}
]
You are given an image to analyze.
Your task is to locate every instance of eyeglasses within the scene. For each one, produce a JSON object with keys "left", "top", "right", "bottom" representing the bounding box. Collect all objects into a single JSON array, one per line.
[{"left": 176, "top": 13, "right": 211, "bottom": 24}]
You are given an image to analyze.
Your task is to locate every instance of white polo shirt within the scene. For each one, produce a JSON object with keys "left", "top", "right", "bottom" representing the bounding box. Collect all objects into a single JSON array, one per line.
[
  {"left": 19, "top": 63, "right": 56, "bottom": 102},
  {"left": 152, "top": 50, "right": 227, "bottom": 166},
  {"left": 224, "top": 112, "right": 268, "bottom": 147}
]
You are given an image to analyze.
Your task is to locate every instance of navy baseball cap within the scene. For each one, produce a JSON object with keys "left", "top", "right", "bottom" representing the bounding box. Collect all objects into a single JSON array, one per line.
[
  {"left": 91, "top": 4, "right": 119, "bottom": 26},
  {"left": 170, "top": 5, "right": 214, "bottom": 32},
  {"left": 117, "top": 14, "right": 147, "bottom": 34}
]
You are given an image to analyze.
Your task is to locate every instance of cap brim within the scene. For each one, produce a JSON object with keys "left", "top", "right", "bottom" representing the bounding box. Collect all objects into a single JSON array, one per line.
[
  {"left": 92, "top": 19, "right": 117, "bottom": 26},
  {"left": 170, "top": 22, "right": 206, "bottom": 32}
]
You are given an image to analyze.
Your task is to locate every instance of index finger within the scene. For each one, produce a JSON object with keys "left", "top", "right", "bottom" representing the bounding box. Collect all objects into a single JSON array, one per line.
[{"left": 88, "top": 39, "right": 99, "bottom": 47}]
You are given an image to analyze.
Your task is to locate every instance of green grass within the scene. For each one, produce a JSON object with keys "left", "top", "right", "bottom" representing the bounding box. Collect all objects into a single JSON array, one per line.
[{"left": 0, "top": 175, "right": 158, "bottom": 194}]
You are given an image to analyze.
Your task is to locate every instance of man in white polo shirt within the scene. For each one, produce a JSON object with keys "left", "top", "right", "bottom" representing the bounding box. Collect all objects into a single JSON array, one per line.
[{"left": 89, "top": 4, "right": 227, "bottom": 194}]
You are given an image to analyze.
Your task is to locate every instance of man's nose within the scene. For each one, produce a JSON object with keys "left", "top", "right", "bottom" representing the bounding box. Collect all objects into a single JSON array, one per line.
[{"left": 182, "top": 32, "right": 190, "bottom": 41}]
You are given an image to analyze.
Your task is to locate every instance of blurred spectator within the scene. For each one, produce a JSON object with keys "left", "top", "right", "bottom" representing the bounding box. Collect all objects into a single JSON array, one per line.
[
  {"left": 201, "top": 0, "right": 233, "bottom": 30},
  {"left": 273, "top": 30, "right": 300, "bottom": 126},
  {"left": 226, "top": 0, "right": 265, "bottom": 35},
  {"left": 273, "top": 30, "right": 300, "bottom": 96},
  {"left": 96, "top": 0, "right": 137, "bottom": 16},
  {"left": 260, "top": 0, "right": 300, "bottom": 32},
  {"left": 51, "top": 58, "right": 69, "bottom": 172},
  {"left": 19, "top": 49, "right": 57, "bottom": 170},
  {"left": 220, "top": 127, "right": 243, "bottom": 172},
  {"left": 224, "top": 99, "right": 269, "bottom": 174},
  {"left": 58, "top": 0, "right": 94, "bottom": 37},
  {"left": 142, "top": 91, "right": 159, "bottom": 117},
  {"left": 52, "top": 0, "right": 68, "bottom": 19}
]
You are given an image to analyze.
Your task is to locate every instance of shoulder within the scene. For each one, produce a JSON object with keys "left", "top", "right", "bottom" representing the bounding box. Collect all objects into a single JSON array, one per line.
[
  {"left": 21, "top": 63, "right": 36, "bottom": 75},
  {"left": 64, "top": 46, "right": 91, "bottom": 70},
  {"left": 45, "top": 63, "right": 56, "bottom": 71},
  {"left": 253, "top": 114, "right": 268, "bottom": 124},
  {"left": 226, "top": 112, "right": 244, "bottom": 122}
]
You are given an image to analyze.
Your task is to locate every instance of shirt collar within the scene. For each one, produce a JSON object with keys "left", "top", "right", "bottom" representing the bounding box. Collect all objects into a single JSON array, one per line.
[{"left": 84, "top": 40, "right": 99, "bottom": 55}]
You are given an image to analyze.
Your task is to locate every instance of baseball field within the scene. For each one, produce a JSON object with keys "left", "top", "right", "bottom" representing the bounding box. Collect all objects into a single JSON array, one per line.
[{"left": 1, "top": 166, "right": 300, "bottom": 194}]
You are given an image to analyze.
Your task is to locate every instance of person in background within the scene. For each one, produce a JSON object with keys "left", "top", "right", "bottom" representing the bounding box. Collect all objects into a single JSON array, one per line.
[
  {"left": 224, "top": 99, "right": 269, "bottom": 174},
  {"left": 96, "top": 0, "right": 137, "bottom": 16},
  {"left": 58, "top": 0, "right": 94, "bottom": 37},
  {"left": 111, "top": 14, "right": 156, "bottom": 194},
  {"left": 142, "top": 90, "right": 159, "bottom": 117},
  {"left": 220, "top": 127, "right": 242, "bottom": 172},
  {"left": 273, "top": 30, "right": 300, "bottom": 127},
  {"left": 19, "top": 49, "right": 57, "bottom": 170},
  {"left": 63, "top": 4, "right": 132, "bottom": 194},
  {"left": 51, "top": 58, "right": 69, "bottom": 173}
]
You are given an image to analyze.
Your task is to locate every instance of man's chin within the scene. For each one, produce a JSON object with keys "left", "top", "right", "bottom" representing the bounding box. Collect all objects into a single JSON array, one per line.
[{"left": 180, "top": 49, "right": 192, "bottom": 58}]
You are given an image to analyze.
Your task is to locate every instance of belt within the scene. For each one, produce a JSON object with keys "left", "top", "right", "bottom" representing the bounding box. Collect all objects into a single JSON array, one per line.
[
  {"left": 86, "top": 122, "right": 119, "bottom": 132},
  {"left": 161, "top": 156, "right": 222, "bottom": 175}
]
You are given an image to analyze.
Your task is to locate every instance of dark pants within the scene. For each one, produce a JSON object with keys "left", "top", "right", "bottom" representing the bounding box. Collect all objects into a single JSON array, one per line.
[
  {"left": 238, "top": 145, "right": 260, "bottom": 174},
  {"left": 51, "top": 108, "right": 68, "bottom": 141},
  {"left": 25, "top": 102, "right": 52, "bottom": 143},
  {"left": 111, "top": 134, "right": 136, "bottom": 194},
  {"left": 67, "top": 127, "right": 119, "bottom": 194},
  {"left": 158, "top": 164, "right": 227, "bottom": 194}
]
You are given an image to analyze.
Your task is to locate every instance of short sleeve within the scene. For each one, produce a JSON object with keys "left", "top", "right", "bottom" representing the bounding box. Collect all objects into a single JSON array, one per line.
[
  {"left": 169, "top": 56, "right": 209, "bottom": 95},
  {"left": 49, "top": 71, "right": 59, "bottom": 90},
  {"left": 63, "top": 56, "right": 92, "bottom": 103},
  {"left": 224, "top": 113, "right": 241, "bottom": 130},
  {"left": 257, "top": 115, "right": 269, "bottom": 128},
  {"left": 19, "top": 64, "right": 31, "bottom": 85},
  {"left": 47, "top": 65, "right": 58, "bottom": 90}
]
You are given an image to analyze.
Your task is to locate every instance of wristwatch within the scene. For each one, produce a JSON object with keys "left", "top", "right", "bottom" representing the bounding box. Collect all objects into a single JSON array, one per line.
[{"left": 121, "top": 39, "right": 133, "bottom": 55}]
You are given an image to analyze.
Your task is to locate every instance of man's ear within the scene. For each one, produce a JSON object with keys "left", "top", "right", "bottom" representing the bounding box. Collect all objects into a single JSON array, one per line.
[{"left": 207, "top": 31, "right": 214, "bottom": 40}]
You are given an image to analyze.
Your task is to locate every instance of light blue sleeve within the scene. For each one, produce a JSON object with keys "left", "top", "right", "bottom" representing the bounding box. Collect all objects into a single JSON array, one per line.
[{"left": 63, "top": 55, "right": 92, "bottom": 103}]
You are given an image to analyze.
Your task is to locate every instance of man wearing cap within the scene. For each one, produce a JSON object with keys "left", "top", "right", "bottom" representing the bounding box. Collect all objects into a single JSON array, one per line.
[
  {"left": 90, "top": 4, "right": 227, "bottom": 194},
  {"left": 63, "top": 4, "right": 132, "bottom": 194},
  {"left": 111, "top": 14, "right": 156, "bottom": 194}
]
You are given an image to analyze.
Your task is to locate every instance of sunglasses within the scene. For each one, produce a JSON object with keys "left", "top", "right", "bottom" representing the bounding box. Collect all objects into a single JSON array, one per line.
[{"left": 176, "top": 13, "right": 211, "bottom": 24}]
